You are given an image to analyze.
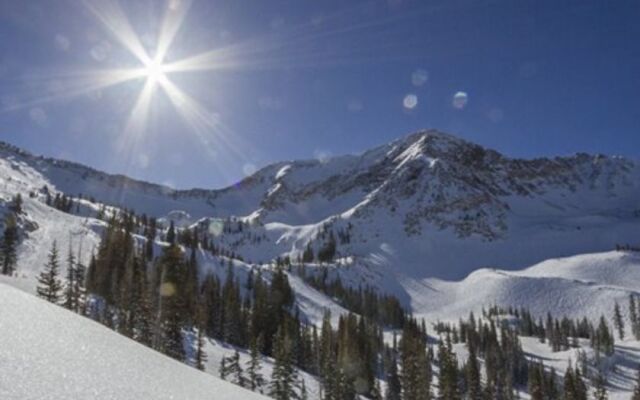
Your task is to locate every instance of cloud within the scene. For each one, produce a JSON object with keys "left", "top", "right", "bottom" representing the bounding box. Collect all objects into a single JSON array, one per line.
[
  {"left": 452, "top": 91, "right": 468, "bottom": 109},
  {"left": 29, "top": 107, "right": 48, "bottom": 127}
]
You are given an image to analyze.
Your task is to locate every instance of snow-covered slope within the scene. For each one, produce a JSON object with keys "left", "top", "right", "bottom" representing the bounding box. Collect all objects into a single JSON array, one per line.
[
  {"left": 0, "top": 282, "right": 268, "bottom": 400},
  {"left": 409, "top": 250, "right": 640, "bottom": 324}
]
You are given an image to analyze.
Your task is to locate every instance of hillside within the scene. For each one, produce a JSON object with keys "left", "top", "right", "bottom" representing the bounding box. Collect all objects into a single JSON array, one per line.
[{"left": 0, "top": 282, "right": 268, "bottom": 400}]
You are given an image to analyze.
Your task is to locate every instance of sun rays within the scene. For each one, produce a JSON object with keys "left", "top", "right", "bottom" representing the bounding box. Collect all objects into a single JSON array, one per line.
[{"left": 0, "top": 0, "right": 438, "bottom": 189}]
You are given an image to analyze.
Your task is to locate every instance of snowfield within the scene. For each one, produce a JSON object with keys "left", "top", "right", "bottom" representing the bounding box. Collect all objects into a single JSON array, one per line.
[
  {"left": 410, "top": 250, "right": 640, "bottom": 324},
  {"left": 0, "top": 283, "right": 268, "bottom": 400}
]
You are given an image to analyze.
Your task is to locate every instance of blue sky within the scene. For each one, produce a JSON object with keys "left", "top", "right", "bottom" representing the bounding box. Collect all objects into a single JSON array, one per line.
[{"left": 0, "top": 0, "right": 638, "bottom": 189}]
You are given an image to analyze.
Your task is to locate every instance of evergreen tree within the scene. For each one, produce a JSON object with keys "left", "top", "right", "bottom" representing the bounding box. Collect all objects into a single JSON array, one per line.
[
  {"left": 134, "top": 272, "right": 154, "bottom": 347},
  {"left": 157, "top": 244, "right": 186, "bottom": 361},
  {"left": 632, "top": 366, "right": 640, "bottom": 400},
  {"left": 563, "top": 366, "right": 576, "bottom": 400},
  {"left": 400, "top": 321, "right": 432, "bottom": 400},
  {"left": 573, "top": 366, "right": 587, "bottom": 400},
  {"left": 630, "top": 295, "right": 639, "bottom": 340},
  {"left": 36, "top": 241, "right": 62, "bottom": 303},
  {"left": 371, "top": 379, "right": 383, "bottom": 400},
  {"left": 166, "top": 221, "right": 176, "bottom": 245},
  {"left": 438, "top": 337, "right": 459, "bottom": 400},
  {"left": 9, "top": 193, "right": 22, "bottom": 214},
  {"left": 385, "top": 355, "right": 401, "bottom": 400},
  {"left": 1, "top": 213, "right": 18, "bottom": 275},
  {"left": 302, "top": 243, "right": 314, "bottom": 263},
  {"left": 592, "top": 373, "right": 608, "bottom": 400},
  {"left": 298, "top": 378, "right": 308, "bottom": 400},
  {"left": 227, "top": 350, "right": 245, "bottom": 387},
  {"left": 194, "top": 327, "right": 207, "bottom": 371},
  {"left": 270, "top": 326, "right": 298, "bottom": 400},
  {"left": 466, "top": 345, "right": 482, "bottom": 400},
  {"left": 73, "top": 260, "right": 87, "bottom": 314},
  {"left": 246, "top": 337, "right": 265, "bottom": 392},
  {"left": 220, "top": 357, "right": 229, "bottom": 380},
  {"left": 528, "top": 363, "right": 544, "bottom": 400},
  {"left": 613, "top": 301, "right": 625, "bottom": 340},
  {"left": 63, "top": 244, "right": 76, "bottom": 310}
]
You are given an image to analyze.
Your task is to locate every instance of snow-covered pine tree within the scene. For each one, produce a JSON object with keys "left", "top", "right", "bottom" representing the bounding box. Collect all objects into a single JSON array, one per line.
[
  {"left": 384, "top": 354, "right": 401, "bottom": 400},
  {"left": 246, "top": 336, "right": 265, "bottom": 392},
  {"left": 592, "top": 372, "right": 608, "bottom": 400},
  {"left": 226, "top": 351, "right": 245, "bottom": 387},
  {"left": 220, "top": 357, "right": 229, "bottom": 380},
  {"left": 63, "top": 243, "right": 76, "bottom": 310},
  {"left": 1, "top": 213, "right": 18, "bottom": 275},
  {"left": 632, "top": 367, "right": 640, "bottom": 400},
  {"left": 269, "top": 326, "right": 298, "bottom": 400},
  {"left": 194, "top": 327, "right": 207, "bottom": 371},
  {"left": 466, "top": 344, "right": 482, "bottom": 400},
  {"left": 613, "top": 301, "right": 625, "bottom": 340},
  {"left": 36, "top": 241, "right": 62, "bottom": 303},
  {"left": 630, "top": 295, "right": 640, "bottom": 339}
]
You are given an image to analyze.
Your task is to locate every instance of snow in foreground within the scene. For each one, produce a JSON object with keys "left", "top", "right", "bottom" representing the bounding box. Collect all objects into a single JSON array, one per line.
[{"left": 0, "top": 283, "right": 268, "bottom": 400}]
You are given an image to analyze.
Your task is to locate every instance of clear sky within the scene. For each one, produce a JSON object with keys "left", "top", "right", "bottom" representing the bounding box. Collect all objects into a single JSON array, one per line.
[{"left": 0, "top": 0, "right": 638, "bottom": 189}]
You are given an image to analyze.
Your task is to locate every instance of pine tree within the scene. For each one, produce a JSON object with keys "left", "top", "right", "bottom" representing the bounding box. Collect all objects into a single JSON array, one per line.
[
  {"left": 9, "top": 193, "right": 22, "bottom": 214},
  {"left": 269, "top": 326, "right": 298, "bottom": 400},
  {"left": 438, "top": 337, "right": 459, "bottom": 400},
  {"left": 36, "top": 241, "right": 62, "bottom": 303},
  {"left": 228, "top": 350, "right": 245, "bottom": 387},
  {"left": 195, "top": 327, "right": 207, "bottom": 371},
  {"left": 632, "top": 366, "right": 640, "bottom": 400},
  {"left": 371, "top": 379, "right": 383, "bottom": 400},
  {"left": 302, "top": 243, "right": 314, "bottom": 263},
  {"left": 630, "top": 295, "right": 639, "bottom": 340},
  {"left": 166, "top": 221, "right": 176, "bottom": 245},
  {"left": 1, "top": 214, "right": 18, "bottom": 276},
  {"left": 246, "top": 337, "right": 265, "bottom": 392},
  {"left": 385, "top": 354, "right": 402, "bottom": 400},
  {"left": 63, "top": 244, "right": 76, "bottom": 310},
  {"left": 528, "top": 363, "right": 544, "bottom": 400},
  {"left": 220, "top": 357, "right": 229, "bottom": 380},
  {"left": 157, "top": 244, "right": 186, "bottom": 361},
  {"left": 466, "top": 345, "right": 482, "bottom": 400},
  {"left": 400, "top": 322, "right": 432, "bottom": 400},
  {"left": 592, "top": 373, "right": 608, "bottom": 400},
  {"left": 573, "top": 366, "right": 587, "bottom": 400},
  {"left": 563, "top": 366, "right": 576, "bottom": 400},
  {"left": 298, "top": 378, "right": 308, "bottom": 400},
  {"left": 613, "top": 301, "right": 625, "bottom": 340}
]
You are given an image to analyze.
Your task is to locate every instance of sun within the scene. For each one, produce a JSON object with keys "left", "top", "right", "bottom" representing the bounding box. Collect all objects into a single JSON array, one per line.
[{"left": 144, "top": 59, "right": 167, "bottom": 85}]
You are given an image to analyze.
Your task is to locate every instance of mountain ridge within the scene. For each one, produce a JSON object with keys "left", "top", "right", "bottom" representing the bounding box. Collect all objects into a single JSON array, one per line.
[{"left": 2, "top": 129, "right": 639, "bottom": 280}]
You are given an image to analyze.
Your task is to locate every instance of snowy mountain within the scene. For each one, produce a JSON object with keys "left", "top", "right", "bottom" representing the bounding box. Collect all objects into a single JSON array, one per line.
[
  {"left": 2, "top": 129, "right": 639, "bottom": 281},
  {"left": 0, "top": 282, "right": 269, "bottom": 400}
]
